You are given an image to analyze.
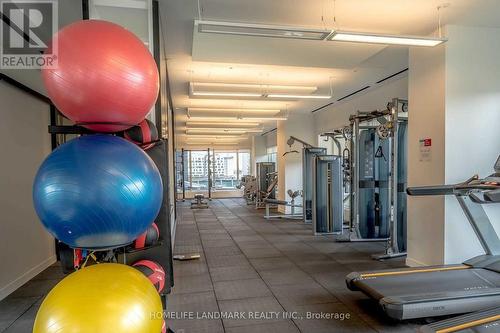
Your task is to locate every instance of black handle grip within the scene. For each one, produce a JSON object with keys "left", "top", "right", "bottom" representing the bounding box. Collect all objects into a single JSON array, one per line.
[{"left": 406, "top": 184, "right": 456, "bottom": 196}]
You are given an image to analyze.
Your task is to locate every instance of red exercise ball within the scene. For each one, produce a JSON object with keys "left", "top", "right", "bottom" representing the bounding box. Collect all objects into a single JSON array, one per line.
[
  {"left": 133, "top": 222, "right": 160, "bottom": 249},
  {"left": 132, "top": 260, "right": 166, "bottom": 293},
  {"left": 42, "top": 20, "right": 159, "bottom": 132},
  {"left": 124, "top": 118, "right": 158, "bottom": 150}
]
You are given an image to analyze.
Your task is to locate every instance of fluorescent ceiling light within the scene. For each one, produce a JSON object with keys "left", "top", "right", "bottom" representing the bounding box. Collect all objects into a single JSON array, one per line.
[
  {"left": 195, "top": 20, "right": 447, "bottom": 47},
  {"left": 187, "top": 127, "right": 263, "bottom": 132},
  {"left": 186, "top": 121, "right": 261, "bottom": 128},
  {"left": 188, "top": 107, "right": 281, "bottom": 114},
  {"left": 189, "top": 82, "right": 323, "bottom": 99},
  {"left": 267, "top": 94, "right": 331, "bottom": 99},
  {"left": 186, "top": 129, "right": 262, "bottom": 135},
  {"left": 93, "top": 0, "right": 147, "bottom": 10},
  {"left": 186, "top": 134, "right": 246, "bottom": 139},
  {"left": 187, "top": 116, "right": 288, "bottom": 121},
  {"left": 191, "top": 92, "right": 262, "bottom": 97},
  {"left": 329, "top": 31, "right": 446, "bottom": 47},
  {"left": 186, "top": 140, "right": 245, "bottom": 144},
  {"left": 186, "top": 142, "right": 240, "bottom": 146},
  {"left": 186, "top": 139, "right": 246, "bottom": 143},
  {"left": 196, "top": 20, "right": 331, "bottom": 41},
  {"left": 192, "top": 82, "right": 317, "bottom": 92}
]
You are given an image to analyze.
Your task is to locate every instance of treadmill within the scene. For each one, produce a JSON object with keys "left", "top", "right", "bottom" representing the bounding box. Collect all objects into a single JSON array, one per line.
[
  {"left": 419, "top": 306, "right": 500, "bottom": 332},
  {"left": 346, "top": 155, "right": 500, "bottom": 320}
]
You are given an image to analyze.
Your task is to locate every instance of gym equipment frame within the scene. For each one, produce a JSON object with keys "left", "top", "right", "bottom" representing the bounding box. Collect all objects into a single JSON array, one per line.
[
  {"left": 303, "top": 147, "right": 327, "bottom": 224},
  {"left": 263, "top": 190, "right": 303, "bottom": 220},
  {"left": 348, "top": 98, "right": 408, "bottom": 260},
  {"left": 255, "top": 162, "right": 276, "bottom": 208},
  {"left": 312, "top": 155, "right": 343, "bottom": 235},
  {"left": 283, "top": 136, "right": 325, "bottom": 224}
]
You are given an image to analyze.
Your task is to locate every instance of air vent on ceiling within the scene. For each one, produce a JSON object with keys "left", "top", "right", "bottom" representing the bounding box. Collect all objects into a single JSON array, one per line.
[
  {"left": 337, "top": 86, "right": 371, "bottom": 102},
  {"left": 311, "top": 102, "right": 334, "bottom": 114},
  {"left": 261, "top": 128, "right": 277, "bottom": 136},
  {"left": 376, "top": 68, "right": 408, "bottom": 84}
]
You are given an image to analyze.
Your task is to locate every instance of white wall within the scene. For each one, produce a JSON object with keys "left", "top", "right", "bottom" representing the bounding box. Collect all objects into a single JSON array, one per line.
[
  {"left": 408, "top": 25, "right": 500, "bottom": 266},
  {"left": 265, "top": 131, "right": 277, "bottom": 148},
  {"left": 443, "top": 25, "right": 500, "bottom": 263},
  {"left": 314, "top": 76, "right": 408, "bottom": 136},
  {"left": 277, "top": 114, "right": 316, "bottom": 212},
  {"left": 0, "top": 81, "right": 55, "bottom": 300},
  {"left": 0, "top": 0, "right": 83, "bottom": 301}
]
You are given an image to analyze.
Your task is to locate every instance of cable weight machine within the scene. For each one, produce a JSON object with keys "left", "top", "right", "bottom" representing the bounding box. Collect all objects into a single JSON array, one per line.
[{"left": 348, "top": 98, "right": 408, "bottom": 259}]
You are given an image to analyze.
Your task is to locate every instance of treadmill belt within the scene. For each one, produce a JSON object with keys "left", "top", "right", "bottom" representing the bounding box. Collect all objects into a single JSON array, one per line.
[{"left": 419, "top": 307, "right": 500, "bottom": 332}]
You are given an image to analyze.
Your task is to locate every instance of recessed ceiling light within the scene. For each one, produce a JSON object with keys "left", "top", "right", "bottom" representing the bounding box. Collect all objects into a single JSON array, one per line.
[
  {"left": 192, "top": 82, "right": 317, "bottom": 92},
  {"left": 267, "top": 94, "right": 331, "bottom": 99},
  {"left": 185, "top": 134, "right": 246, "bottom": 139},
  {"left": 189, "top": 82, "right": 329, "bottom": 100},
  {"left": 191, "top": 92, "right": 263, "bottom": 97},
  {"left": 196, "top": 20, "right": 331, "bottom": 41},
  {"left": 186, "top": 128, "right": 263, "bottom": 135},
  {"left": 186, "top": 142, "right": 241, "bottom": 146},
  {"left": 189, "top": 82, "right": 324, "bottom": 99},
  {"left": 329, "top": 31, "right": 446, "bottom": 47},
  {"left": 195, "top": 20, "right": 447, "bottom": 47},
  {"left": 188, "top": 107, "right": 281, "bottom": 114},
  {"left": 186, "top": 127, "right": 262, "bottom": 132},
  {"left": 186, "top": 121, "right": 261, "bottom": 128},
  {"left": 187, "top": 116, "right": 287, "bottom": 121}
]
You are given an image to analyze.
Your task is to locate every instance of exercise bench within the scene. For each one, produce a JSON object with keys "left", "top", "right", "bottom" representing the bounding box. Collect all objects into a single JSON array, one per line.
[
  {"left": 263, "top": 190, "right": 302, "bottom": 220},
  {"left": 191, "top": 194, "right": 208, "bottom": 209}
]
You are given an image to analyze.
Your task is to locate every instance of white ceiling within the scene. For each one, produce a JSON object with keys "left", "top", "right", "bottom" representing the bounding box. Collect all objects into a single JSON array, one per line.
[{"left": 159, "top": 0, "right": 500, "bottom": 148}]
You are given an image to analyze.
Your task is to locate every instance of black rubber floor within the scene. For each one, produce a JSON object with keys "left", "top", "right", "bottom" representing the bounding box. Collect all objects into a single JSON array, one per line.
[
  {"left": 0, "top": 198, "right": 419, "bottom": 332},
  {"left": 168, "top": 198, "right": 420, "bottom": 333}
]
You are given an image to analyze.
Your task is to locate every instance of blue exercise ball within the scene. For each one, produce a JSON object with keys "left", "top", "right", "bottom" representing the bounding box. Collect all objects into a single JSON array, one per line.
[{"left": 33, "top": 134, "right": 163, "bottom": 249}]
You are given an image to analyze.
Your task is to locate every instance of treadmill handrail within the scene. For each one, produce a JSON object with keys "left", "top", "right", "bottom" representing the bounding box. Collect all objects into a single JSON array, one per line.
[
  {"left": 407, "top": 175, "right": 499, "bottom": 197},
  {"left": 406, "top": 175, "right": 478, "bottom": 196}
]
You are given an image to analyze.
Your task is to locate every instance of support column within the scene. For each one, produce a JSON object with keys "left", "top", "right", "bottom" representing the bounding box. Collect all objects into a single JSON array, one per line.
[{"left": 408, "top": 25, "right": 500, "bottom": 266}]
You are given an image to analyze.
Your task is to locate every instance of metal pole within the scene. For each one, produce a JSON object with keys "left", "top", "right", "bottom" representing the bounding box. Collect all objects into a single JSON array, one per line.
[
  {"left": 181, "top": 148, "right": 186, "bottom": 201},
  {"left": 49, "top": 105, "right": 57, "bottom": 150},
  {"left": 236, "top": 150, "right": 240, "bottom": 187},
  {"left": 390, "top": 98, "right": 400, "bottom": 254},
  {"left": 352, "top": 118, "right": 361, "bottom": 238},
  {"left": 207, "top": 148, "right": 212, "bottom": 200},
  {"left": 189, "top": 150, "right": 192, "bottom": 196}
]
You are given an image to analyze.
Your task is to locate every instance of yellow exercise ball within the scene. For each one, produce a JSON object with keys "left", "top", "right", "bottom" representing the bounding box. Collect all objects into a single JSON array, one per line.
[{"left": 33, "top": 263, "right": 163, "bottom": 333}]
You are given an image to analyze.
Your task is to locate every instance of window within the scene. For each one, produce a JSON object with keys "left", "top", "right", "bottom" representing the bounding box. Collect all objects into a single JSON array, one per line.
[
  {"left": 238, "top": 150, "right": 251, "bottom": 177},
  {"left": 266, "top": 146, "right": 277, "bottom": 164},
  {"left": 179, "top": 149, "right": 253, "bottom": 191},
  {"left": 187, "top": 151, "right": 209, "bottom": 191},
  {"left": 212, "top": 152, "right": 238, "bottom": 190},
  {"left": 175, "top": 150, "right": 185, "bottom": 194}
]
